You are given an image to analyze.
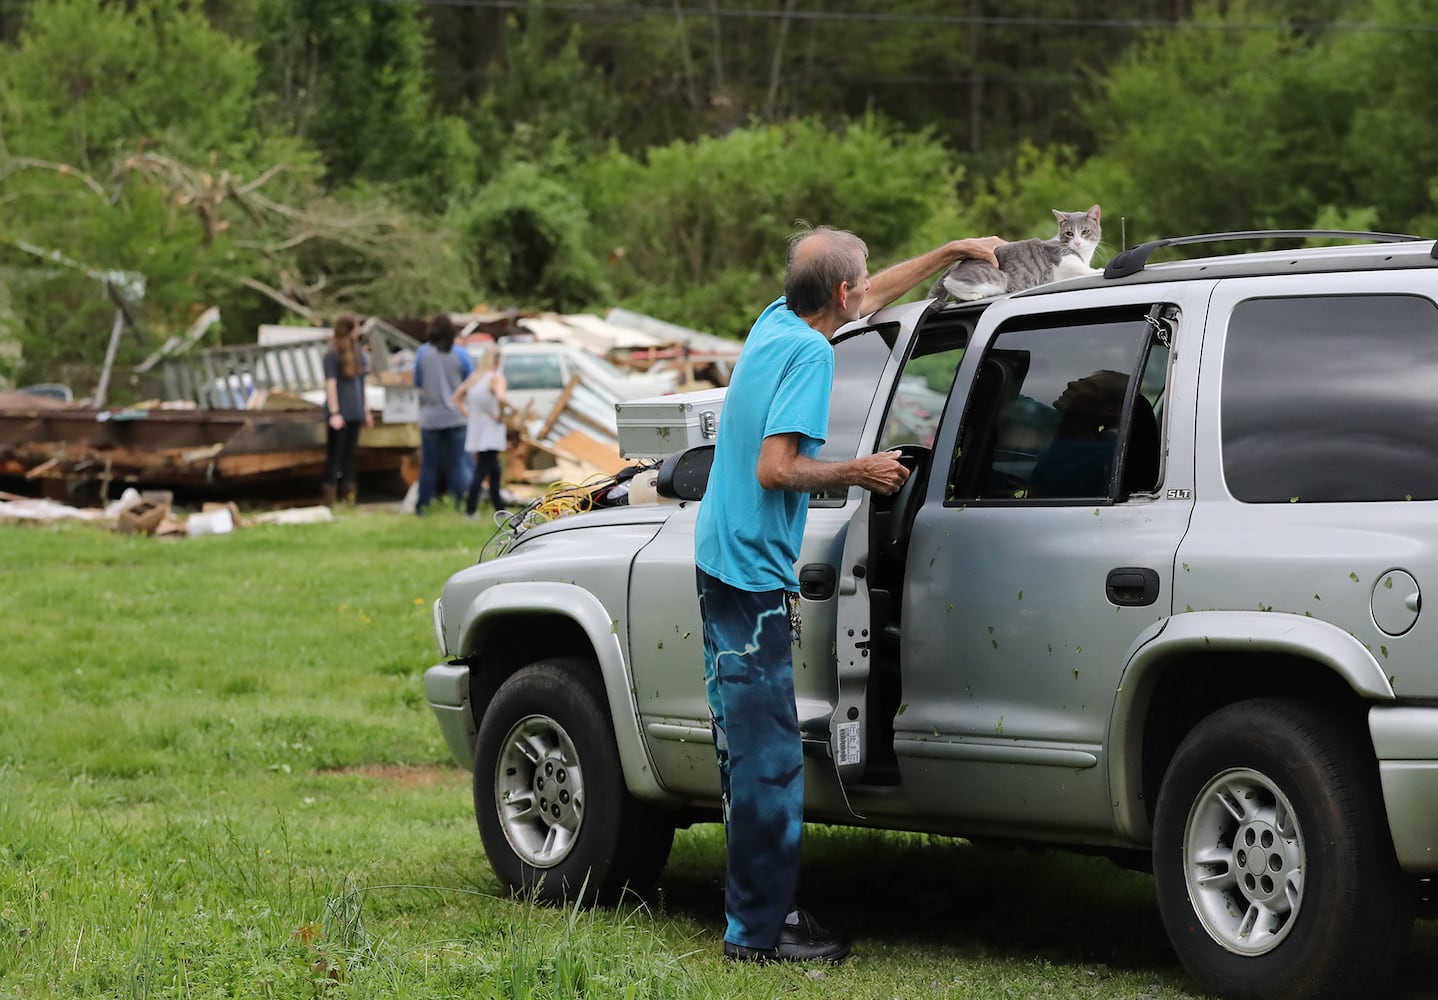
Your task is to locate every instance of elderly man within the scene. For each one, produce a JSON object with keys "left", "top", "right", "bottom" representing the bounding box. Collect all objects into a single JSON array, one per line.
[{"left": 694, "top": 226, "right": 1004, "bottom": 963}]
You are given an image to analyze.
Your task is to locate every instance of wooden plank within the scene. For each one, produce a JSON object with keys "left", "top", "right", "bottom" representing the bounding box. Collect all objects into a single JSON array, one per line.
[
  {"left": 537, "top": 374, "right": 582, "bottom": 440},
  {"left": 550, "top": 429, "right": 628, "bottom": 475},
  {"left": 215, "top": 450, "right": 326, "bottom": 477},
  {"left": 357, "top": 422, "right": 420, "bottom": 448},
  {"left": 24, "top": 457, "right": 60, "bottom": 479},
  {"left": 562, "top": 403, "right": 616, "bottom": 439}
]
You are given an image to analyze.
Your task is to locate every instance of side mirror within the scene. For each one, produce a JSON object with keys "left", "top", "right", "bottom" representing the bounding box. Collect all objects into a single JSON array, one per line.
[{"left": 656, "top": 444, "right": 715, "bottom": 501}]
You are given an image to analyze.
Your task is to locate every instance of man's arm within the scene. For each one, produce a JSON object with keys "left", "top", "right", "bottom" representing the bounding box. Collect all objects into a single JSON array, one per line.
[
  {"left": 756, "top": 433, "right": 910, "bottom": 495},
  {"left": 861, "top": 236, "right": 1005, "bottom": 313}
]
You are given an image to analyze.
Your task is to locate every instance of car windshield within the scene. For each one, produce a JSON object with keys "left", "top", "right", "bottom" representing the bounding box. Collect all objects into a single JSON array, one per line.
[{"left": 501, "top": 352, "right": 566, "bottom": 390}]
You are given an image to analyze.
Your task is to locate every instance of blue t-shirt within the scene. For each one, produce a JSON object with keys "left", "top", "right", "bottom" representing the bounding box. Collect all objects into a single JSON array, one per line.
[{"left": 695, "top": 298, "right": 833, "bottom": 592}]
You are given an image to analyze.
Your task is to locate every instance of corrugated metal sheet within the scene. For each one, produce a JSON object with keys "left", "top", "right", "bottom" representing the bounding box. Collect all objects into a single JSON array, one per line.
[
  {"left": 518, "top": 313, "right": 665, "bottom": 353},
  {"left": 604, "top": 307, "right": 740, "bottom": 353},
  {"left": 532, "top": 381, "right": 620, "bottom": 449}
]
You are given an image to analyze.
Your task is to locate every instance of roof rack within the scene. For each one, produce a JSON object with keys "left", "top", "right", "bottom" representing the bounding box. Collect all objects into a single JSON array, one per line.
[{"left": 1102, "top": 229, "right": 1430, "bottom": 279}]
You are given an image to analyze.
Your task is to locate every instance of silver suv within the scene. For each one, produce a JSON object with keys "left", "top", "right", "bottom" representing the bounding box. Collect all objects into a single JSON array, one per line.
[{"left": 424, "top": 232, "right": 1438, "bottom": 1000}]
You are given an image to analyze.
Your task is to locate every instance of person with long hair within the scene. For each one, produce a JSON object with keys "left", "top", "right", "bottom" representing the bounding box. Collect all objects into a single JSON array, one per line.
[
  {"left": 413, "top": 313, "right": 474, "bottom": 513},
  {"left": 322, "top": 314, "right": 373, "bottom": 505},
  {"left": 453, "top": 343, "right": 510, "bottom": 516}
]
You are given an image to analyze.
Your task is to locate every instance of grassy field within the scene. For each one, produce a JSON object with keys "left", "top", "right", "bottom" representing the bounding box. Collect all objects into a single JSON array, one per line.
[{"left": 3, "top": 508, "right": 1436, "bottom": 999}]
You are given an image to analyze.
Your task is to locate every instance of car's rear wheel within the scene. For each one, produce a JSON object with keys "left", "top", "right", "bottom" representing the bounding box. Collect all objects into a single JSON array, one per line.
[
  {"left": 1153, "top": 698, "right": 1412, "bottom": 1000},
  {"left": 474, "top": 657, "right": 675, "bottom": 905}
]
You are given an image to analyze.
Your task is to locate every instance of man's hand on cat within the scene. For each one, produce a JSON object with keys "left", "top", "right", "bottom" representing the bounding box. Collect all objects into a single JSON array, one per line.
[
  {"left": 862, "top": 236, "right": 1008, "bottom": 313},
  {"left": 949, "top": 236, "right": 1005, "bottom": 268}
]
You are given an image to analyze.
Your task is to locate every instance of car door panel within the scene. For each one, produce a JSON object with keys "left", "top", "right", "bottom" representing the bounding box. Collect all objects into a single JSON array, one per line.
[{"left": 885, "top": 287, "right": 1204, "bottom": 838}]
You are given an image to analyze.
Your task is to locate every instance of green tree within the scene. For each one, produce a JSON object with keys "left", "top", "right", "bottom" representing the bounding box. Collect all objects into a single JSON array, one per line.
[
  {"left": 0, "top": 0, "right": 33, "bottom": 43},
  {"left": 468, "top": 0, "right": 1201, "bottom": 160},
  {"left": 0, "top": 0, "right": 280, "bottom": 385},
  {"left": 0, "top": 0, "right": 260, "bottom": 167},
  {"left": 1078, "top": 0, "right": 1355, "bottom": 244},
  {"left": 253, "top": 0, "right": 474, "bottom": 208},
  {"left": 964, "top": 143, "right": 1118, "bottom": 245},
  {"left": 579, "top": 116, "right": 981, "bottom": 337},
  {"left": 446, "top": 160, "right": 612, "bottom": 313},
  {"left": 0, "top": 0, "right": 474, "bottom": 389},
  {"left": 465, "top": 16, "right": 620, "bottom": 185},
  {"left": 1326, "top": 0, "right": 1438, "bottom": 231},
  {"left": 420, "top": 0, "right": 508, "bottom": 113}
]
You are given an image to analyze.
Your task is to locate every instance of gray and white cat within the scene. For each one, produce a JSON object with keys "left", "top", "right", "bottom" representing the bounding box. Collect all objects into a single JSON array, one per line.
[{"left": 931, "top": 204, "right": 1103, "bottom": 303}]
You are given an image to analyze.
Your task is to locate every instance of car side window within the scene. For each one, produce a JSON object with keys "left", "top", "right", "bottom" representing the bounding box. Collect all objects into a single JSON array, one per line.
[
  {"left": 812, "top": 324, "right": 897, "bottom": 503},
  {"left": 1223, "top": 294, "right": 1438, "bottom": 502},
  {"left": 948, "top": 307, "right": 1172, "bottom": 504},
  {"left": 879, "top": 325, "right": 968, "bottom": 451}
]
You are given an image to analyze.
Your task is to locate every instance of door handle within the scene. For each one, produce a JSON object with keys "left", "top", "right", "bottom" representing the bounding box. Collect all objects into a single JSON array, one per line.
[
  {"left": 1106, "top": 567, "right": 1160, "bottom": 607},
  {"left": 799, "top": 564, "right": 836, "bottom": 601}
]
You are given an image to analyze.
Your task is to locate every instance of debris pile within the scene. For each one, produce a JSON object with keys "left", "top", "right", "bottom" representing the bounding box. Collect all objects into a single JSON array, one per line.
[
  {"left": 447, "top": 309, "right": 734, "bottom": 493},
  {"left": 0, "top": 307, "right": 739, "bottom": 505},
  {"left": 0, "top": 487, "right": 332, "bottom": 535}
]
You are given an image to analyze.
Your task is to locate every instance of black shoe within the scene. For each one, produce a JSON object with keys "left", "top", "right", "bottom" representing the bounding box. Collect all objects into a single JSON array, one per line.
[{"left": 723, "top": 910, "right": 850, "bottom": 964}]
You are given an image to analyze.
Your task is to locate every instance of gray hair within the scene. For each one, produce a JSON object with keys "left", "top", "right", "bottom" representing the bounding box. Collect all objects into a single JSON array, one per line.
[{"left": 784, "top": 224, "right": 868, "bottom": 316}]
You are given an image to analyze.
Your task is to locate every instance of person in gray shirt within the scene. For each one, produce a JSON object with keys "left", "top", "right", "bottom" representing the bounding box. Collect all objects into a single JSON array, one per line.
[{"left": 413, "top": 314, "right": 474, "bottom": 513}]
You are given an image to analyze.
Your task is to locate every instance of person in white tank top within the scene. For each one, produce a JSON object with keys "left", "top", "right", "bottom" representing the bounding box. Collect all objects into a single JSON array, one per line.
[{"left": 453, "top": 343, "right": 510, "bottom": 515}]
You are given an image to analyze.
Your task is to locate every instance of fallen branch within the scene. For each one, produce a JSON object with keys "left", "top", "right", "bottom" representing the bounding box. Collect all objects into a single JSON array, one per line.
[
  {"left": 236, "top": 275, "right": 320, "bottom": 322},
  {"left": 234, "top": 162, "right": 290, "bottom": 196},
  {"left": 1, "top": 156, "right": 109, "bottom": 200}
]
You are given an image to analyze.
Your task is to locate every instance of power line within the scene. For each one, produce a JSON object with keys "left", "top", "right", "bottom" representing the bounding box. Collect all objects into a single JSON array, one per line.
[
  {"left": 433, "top": 63, "right": 1086, "bottom": 86},
  {"left": 375, "top": 0, "right": 1438, "bottom": 34}
]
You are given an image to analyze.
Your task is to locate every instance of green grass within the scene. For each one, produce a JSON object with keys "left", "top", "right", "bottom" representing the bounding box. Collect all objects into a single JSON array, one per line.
[{"left": 3, "top": 509, "right": 1436, "bottom": 998}]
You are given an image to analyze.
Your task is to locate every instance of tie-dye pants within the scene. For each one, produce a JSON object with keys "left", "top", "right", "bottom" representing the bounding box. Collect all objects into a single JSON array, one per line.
[{"left": 695, "top": 568, "right": 803, "bottom": 949}]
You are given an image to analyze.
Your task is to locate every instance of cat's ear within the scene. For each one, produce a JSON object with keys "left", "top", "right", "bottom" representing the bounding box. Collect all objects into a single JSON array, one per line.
[
  {"left": 1088, "top": 204, "right": 1102, "bottom": 221},
  {"left": 1052, "top": 209, "right": 1067, "bottom": 226}
]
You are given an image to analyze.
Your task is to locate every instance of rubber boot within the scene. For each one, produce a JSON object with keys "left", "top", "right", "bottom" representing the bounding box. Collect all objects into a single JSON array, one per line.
[
  {"left": 341, "top": 479, "right": 357, "bottom": 505},
  {"left": 321, "top": 483, "right": 337, "bottom": 507}
]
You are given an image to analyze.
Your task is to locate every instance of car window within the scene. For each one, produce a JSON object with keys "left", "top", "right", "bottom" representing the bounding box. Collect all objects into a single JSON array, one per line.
[
  {"left": 948, "top": 307, "right": 1172, "bottom": 503},
  {"left": 880, "top": 323, "right": 968, "bottom": 451},
  {"left": 1222, "top": 294, "right": 1438, "bottom": 502},
  {"left": 503, "top": 353, "right": 567, "bottom": 391},
  {"left": 812, "top": 324, "right": 898, "bottom": 502}
]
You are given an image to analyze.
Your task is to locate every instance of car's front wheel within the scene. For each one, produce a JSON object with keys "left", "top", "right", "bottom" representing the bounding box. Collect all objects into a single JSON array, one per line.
[
  {"left": 1153, "top": 698, "right": 1412, "bottom": 1000},
  {"left": 473, "top": 657, "right": 675, "bottom": 906}
]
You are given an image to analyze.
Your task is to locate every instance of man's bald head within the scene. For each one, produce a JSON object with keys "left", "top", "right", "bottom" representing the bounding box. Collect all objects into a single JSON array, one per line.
[{"left": 785, "top": 225, "right": 868, "bottom": 316}]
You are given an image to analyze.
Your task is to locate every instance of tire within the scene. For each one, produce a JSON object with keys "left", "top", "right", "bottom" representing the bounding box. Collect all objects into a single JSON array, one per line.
[
  {"left": 473, "top": 657, "right": 675, "bottom": 906},
  {"left": 1153, "top": 699, "right": 1412, "bottom": 1000}
]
